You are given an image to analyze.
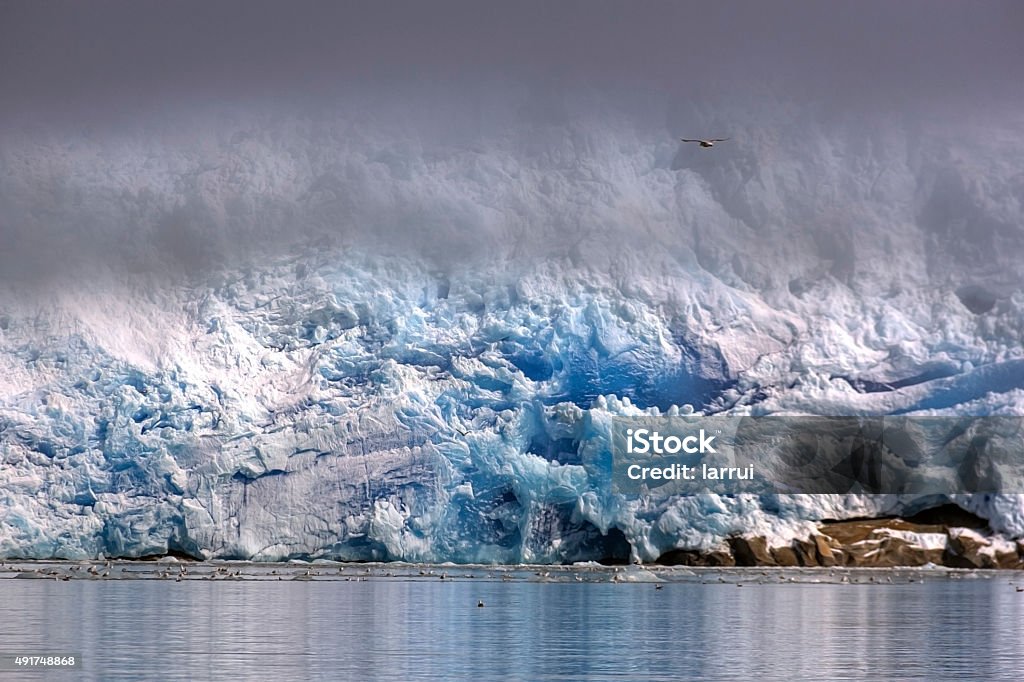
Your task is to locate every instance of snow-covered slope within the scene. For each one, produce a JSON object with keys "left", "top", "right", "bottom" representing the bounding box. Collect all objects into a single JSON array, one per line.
[{"left": 2, "top": 99, "right": 1023, "bottom": 561}]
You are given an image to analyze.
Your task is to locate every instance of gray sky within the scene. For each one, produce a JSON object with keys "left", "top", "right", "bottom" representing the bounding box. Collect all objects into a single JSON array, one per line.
[
  {"left": 2, "top": 0, "right": 1021, "bottom": 122},
  {"left": 1, "top": 1, "right": 1022, "bottom": 289}
]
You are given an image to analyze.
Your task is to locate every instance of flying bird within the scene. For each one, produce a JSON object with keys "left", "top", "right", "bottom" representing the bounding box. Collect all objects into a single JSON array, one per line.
[{"left": 680, "top": 137, "right": 730, "bottom": 148}]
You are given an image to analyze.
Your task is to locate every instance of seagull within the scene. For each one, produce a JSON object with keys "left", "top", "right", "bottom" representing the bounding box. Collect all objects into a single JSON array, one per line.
[{"left": 680, "top": 137, "right": 730, "bottom": 148}]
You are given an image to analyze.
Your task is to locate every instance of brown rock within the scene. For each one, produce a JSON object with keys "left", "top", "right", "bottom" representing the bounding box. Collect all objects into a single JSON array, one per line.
[
  {"left": 842, "top": 535, "right": 940, "bottom": 567},
  {"left": 793, "top": 538, "right": 819, "bottom": 567},
  {"left": 771, "top": 545, "right": 800, "bottom": 567},
  {"left": 656, "top": 548, "right": 736, "bottom": 567},
  {"left": 946, "top": 531, "right": 1024, "bottom": 569},
  {"left": 993, "top": 549, "right": 1022, "bottom": 570},
  {"left": 729, "top": 536, "right": 776, "bottom": 567},
  {"left": 944, "top": 529, "right": 992, "bottom": 569},
  {"left": 704, "top": 550, "right": 737, "bottom": 567},
  {"left": 813, "top": 534, "right": 838, "bottom": 567},
  {"left": 883, "top": 537, "right": 944, "bottom": 567},
  {"left": 654, "top": 507, "right": 1018, "bottom": 570}
]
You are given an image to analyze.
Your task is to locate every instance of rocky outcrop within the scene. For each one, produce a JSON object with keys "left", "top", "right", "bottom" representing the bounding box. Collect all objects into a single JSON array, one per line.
[
  {"left": 945, "top": 528, "right": 992, "bottom": 568},
  {"left": 656, "top": 505, "right": 1024, "bottom": 569},
  {"left": 729, "top": 536, "right": 776, "bottom": 566},
  {"left": 656, "top": 548, "right": 736, "bottom": 567},
  {"left": 813, "top": 534, "right": 840, "bottom": 567},
  {"left": 770, "top": 545, "right": 800, "bottom": 567},
  {"left": 943, "top": 528, "right": 1024, "bottom": 569}
]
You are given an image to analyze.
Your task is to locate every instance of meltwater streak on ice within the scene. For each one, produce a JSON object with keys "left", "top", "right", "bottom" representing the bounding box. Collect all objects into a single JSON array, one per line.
[{"left": 1, "top": 105, "right": 1023, "bottom": 562}]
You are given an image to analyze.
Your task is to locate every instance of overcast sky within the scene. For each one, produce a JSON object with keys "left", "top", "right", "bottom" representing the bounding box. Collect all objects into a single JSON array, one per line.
[
  {"left": 1, "top": 1, "right": 1022, "bottom": 289},
  {"left": 2, "top": 0, "right": 1022, "bottom": 122}
]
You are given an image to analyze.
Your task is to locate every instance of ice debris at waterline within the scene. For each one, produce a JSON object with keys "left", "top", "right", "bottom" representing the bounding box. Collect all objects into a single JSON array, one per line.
[
  {"left": 2, "top": 110, "right": 1024, "bottom": 563},
  {"left": 4, "top": 561, "right": 1024, "bottom": 587}
]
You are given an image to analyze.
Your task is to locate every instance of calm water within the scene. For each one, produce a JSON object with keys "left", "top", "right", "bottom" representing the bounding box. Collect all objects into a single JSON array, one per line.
[{"left": 1, "top": 570, "right": 1023, "bottom": 681}]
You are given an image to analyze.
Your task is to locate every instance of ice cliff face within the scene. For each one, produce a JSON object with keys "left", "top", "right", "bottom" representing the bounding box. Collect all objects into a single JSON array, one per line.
[{"left": 2, "top": 100, "right": 1023, "bottom": 562}]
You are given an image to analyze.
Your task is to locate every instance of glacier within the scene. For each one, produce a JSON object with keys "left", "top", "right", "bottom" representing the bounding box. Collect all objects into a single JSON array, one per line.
[{"left": 2, "top": 96, "right": 1024, "bottom": 562}]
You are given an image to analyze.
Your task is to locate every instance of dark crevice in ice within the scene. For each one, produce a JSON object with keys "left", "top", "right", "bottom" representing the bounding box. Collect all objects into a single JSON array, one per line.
[
  {"left": 833, "top": 365, "right": 960, "bottom": 393},
  {"left": 955, "top": 285, "right": 998, "bottom": 314},
  {"left": 591, "top": 527, "right": 632, "bottom": 565},
  {"left": 819, "top": 503, "right": 989, "bottom": 531}
]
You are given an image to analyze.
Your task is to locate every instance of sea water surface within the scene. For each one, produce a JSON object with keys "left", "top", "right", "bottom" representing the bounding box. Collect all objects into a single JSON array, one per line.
[{"left": 1, "top": 564, "right": 1023, "bottom": 681}]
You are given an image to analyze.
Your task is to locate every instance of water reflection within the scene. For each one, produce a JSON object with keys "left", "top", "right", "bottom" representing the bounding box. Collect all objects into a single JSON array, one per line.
[{"left": 1, "top": 578, "right": 1022, "bottom": 680}]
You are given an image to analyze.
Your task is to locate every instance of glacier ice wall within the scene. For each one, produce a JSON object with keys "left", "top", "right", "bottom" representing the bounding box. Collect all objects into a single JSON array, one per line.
[{"left": 2, "top": 100, "right": 1024, "bottom": 562}]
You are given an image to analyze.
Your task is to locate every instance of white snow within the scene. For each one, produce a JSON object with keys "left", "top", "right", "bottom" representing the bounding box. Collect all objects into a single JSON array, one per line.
[
  {"left": 875, "top": 529, "right": 949, "bottom": 551},
  {"left": 1, "top": 96, "right": 1023, "bottom": 562}
]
